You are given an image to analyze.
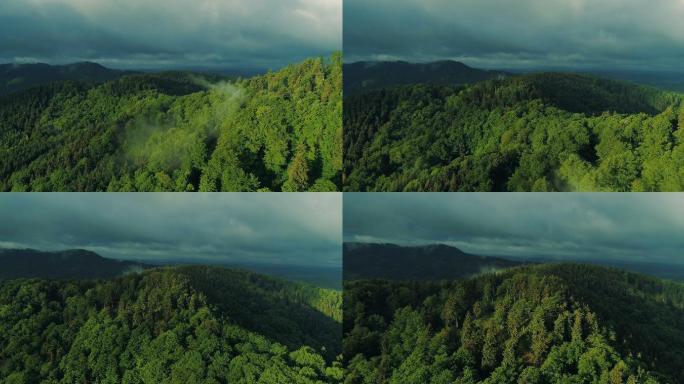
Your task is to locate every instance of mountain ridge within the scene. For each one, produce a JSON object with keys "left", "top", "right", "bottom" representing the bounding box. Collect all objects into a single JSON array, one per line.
[
  {"left": 343, "top": 60, "right": 509, "bottom": 96},
  {"left": 0, "top": 62, "right": 136, "bottom": 96},
  {"left": 344, "top": 242, "right": 522, "bottom": 281},
  {"left": 0, "top": 248, "right": 152, "bottom": 280}
]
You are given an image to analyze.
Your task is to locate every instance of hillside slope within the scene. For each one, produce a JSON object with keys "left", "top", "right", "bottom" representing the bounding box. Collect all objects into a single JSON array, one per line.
[
  {"left": 344, "top": 263, "right": 684, "bottom": 383},
  {"left": 344, "top": 243, "right": 521, "bottom": 281},
  {"left": 0, "top": 248, "right": 151, "bottom": 280},
  {"left": 343, "top": 61, "right": 508, "bottom": 96},
  {"left": 1, "top": 53, "right": 342, "bottom": 192},
  {"left": 344, "top": 73, "right": 684, "bottom": 192},
  {"left": 0, "top": 266, "right": 343, "bottom": 383}
]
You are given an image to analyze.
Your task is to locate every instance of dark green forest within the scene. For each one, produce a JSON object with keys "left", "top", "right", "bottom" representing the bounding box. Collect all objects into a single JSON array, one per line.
[
  {"left": 1, "top": 53, "right": 342, "bottom": 191},
  {"left": 344, "top": 72, "right": 684, "bottom": 191},
  {"left": 344, "top": 264, "right": 684, "bottom": 383},
  {"left": 0, "top": 266, "right": 343, "bottom": 383}
]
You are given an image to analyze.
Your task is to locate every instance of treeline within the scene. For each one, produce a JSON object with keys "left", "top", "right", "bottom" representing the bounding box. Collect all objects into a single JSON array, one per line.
[
  {"left": 344, "top": 73, "right": 684, "bottom": 191},
  {"left": 1, "top": 53, "right": 342, "bottom": 192},
  {"left": 0, "top": 266, "right": 343, "bottom": 383},
  {"left": 344, "top": 263, "right": 684, "bottom": 383}
]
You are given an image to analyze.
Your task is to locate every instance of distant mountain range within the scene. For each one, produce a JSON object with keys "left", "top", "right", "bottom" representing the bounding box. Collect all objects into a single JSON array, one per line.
[
  {"left": 0, "top": 248, "right": 152, "bottom": 280},
  {"left": 0, "top": 62, "right": 136, "bottom": 96},
  {"left": 0, "top": 62, "right": 267, "bottom": 98},
  {"left": 343, "top": 60, "right": 509, "bottom": 96},
  {"left": 0, "top": 247, "right": 342, "bottom": 289},
  {"left": 343, "top": 242, "right": 522, "bottom": 281},
  {"left": 344, "top": 60, "right": 684, "bottom": 96},
  {"left": 344, "top": 242, "right": 684, "bottom": 284}
]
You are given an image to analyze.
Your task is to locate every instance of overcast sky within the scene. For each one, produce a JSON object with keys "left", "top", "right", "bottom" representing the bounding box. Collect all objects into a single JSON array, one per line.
[
  {"left": 0, "top": 0, "right": 341, "bottom": 70},
  {"left": 345, "top": 193, "right": 684, "bottom": 265},
  {"left": 344, "top": 0, "right": 684, "bottom": 71},
  {"left": 0, "top": 193, "right": 341, "bottom": 267}
]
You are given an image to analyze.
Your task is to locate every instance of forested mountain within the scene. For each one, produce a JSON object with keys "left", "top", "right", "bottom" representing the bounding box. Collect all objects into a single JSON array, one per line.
[
  {"left": 1, "top": 53, "right": 342, "bottom": 191},
  {"left": 344, "top": 243, "right": 521, "bottom": 281},
  {"left": 344, "top": 70, "right": 684, "bottom": 192},
  {"left": 344, "top": 263, "right": 684, "bottom": 383},
  {"left": 0, "top": 248, "right": 151, "bottom": 280},
  {"left": 0, "top": 265, "right": 343, "bottom": 383},
  {"left": 344, "top": 61, "right": 508, "bottom": 96},
  {"left": 0, "top": 62, "right": 133, "bottom": 96}
]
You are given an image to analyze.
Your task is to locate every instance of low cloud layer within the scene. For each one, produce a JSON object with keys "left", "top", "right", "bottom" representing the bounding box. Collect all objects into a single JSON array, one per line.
[
  {"left": 0, "top": 193, "right": 341, "bottom": 267},
  {"left": 0, "top": 0, "right": 341, "bottom": 69},
  {"left": 345, "top": 0, "right": 684, "bottom": 71},
  {"left": 345, "top": 193, "right": 684, "bottom": 265}
]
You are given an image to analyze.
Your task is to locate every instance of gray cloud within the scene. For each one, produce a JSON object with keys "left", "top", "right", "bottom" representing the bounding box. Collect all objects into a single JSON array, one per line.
[
  {"left": 344, "top": 193, "right": 684, "bottom": 265},
  {"left": 0, "top": 193, "right": 341, "bottom": 267},
  {"left": 0, "top": 0, "right": 341, "bottom": 69},
  {"left": 344, "top": 0, "right": 684, "bottom": 71}
]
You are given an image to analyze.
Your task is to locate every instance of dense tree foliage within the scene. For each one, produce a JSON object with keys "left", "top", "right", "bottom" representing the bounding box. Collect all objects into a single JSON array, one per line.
[
  {"left": 344, "top": 264, "right": 684, "bottom": 383},
  {"left": 1, "top": 54, "right": 342, "bottom": 191},
  {"left": 0, "top": 266, "right": 342, "bottom": 383},
  {"left": 344, "top": 73, "right": 684, "bottom": 191}
]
